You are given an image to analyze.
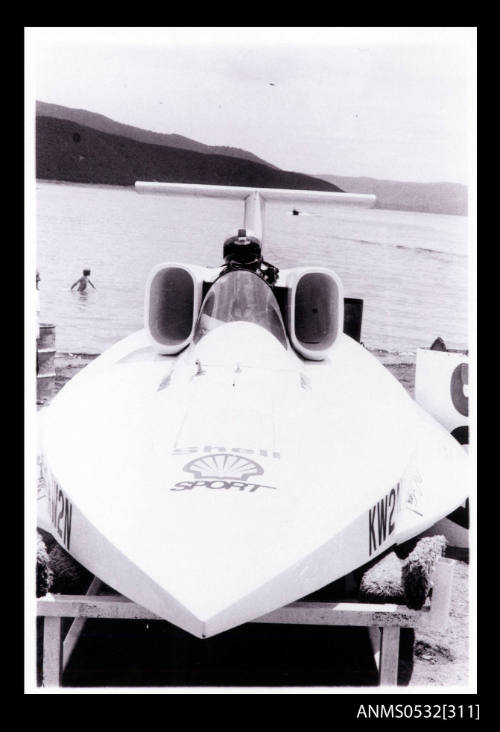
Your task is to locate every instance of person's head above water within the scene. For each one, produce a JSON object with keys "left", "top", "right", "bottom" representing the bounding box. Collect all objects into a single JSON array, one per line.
[{"left": 83, "top": 269, "right": 91, "bottom": 276}]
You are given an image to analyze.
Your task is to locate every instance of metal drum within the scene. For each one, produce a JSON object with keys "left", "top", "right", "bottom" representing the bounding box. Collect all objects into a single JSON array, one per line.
[{"left": 37, "top": 323, "right": 56, "bottom": 403}]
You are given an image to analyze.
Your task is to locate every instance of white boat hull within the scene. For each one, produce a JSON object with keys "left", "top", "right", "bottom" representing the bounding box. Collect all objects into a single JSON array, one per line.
[{"left": 39, "top": 327, "right": 468, "bottom": 637}]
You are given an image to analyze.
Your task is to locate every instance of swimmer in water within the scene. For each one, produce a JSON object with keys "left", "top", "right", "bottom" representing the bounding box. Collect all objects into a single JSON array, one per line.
[{"left": 70, "top": 269, "right": 96, "bottom": 292}]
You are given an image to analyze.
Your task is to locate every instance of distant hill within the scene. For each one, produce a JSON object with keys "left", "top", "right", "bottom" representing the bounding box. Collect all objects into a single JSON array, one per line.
[
  {"left": 36, "top": 116, "right": 342, "bottom": 192},
  {"left": 36, "top": 100, "right": 279, "bottom": 169},
  {"left": 316, "top": 174, "right": 467, "bottom": 216},
  {"left": 36, "top": 101, "right": 466, "bottom": 214}
]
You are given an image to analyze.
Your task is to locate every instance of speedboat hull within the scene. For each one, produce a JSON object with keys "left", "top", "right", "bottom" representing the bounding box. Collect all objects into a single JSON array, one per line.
[{"left": 38, "top": 327, "right": 467, "bottom": 637}]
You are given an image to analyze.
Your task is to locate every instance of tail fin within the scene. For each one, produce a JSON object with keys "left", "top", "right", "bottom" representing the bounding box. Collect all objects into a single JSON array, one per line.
[{"left": 135, "top": 182, "right": 376, "bottom": 243}]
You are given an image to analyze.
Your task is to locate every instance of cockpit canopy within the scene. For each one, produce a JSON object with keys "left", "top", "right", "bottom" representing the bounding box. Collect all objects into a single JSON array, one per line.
[
  {"left": 145, "top": 262, "right": 344, "bottom": 359},
  {"left": 193, "top": 270, "right": 288, "bottom": 348}
]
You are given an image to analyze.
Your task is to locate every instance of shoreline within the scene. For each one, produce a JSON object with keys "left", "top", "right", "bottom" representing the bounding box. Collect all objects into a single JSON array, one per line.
[
  {"left": 37, "top": 178, "right": 133, "bottom": 193},
  {"left": 36, "top": 179, "right": 468, "bottom": 217}
]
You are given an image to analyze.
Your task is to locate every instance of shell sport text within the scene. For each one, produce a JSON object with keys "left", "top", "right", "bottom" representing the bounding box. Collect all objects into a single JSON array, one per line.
[
  {"left": 172, "top": 479, "right": 276, "bottom": 493},
  {"left": 172, "top": 452, "right": 277, "bottom": 493}
]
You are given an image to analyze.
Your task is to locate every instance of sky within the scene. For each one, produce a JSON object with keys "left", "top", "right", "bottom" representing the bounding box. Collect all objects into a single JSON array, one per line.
[{"left": 26, "top": 27, "right": 476, "bottom": 184}]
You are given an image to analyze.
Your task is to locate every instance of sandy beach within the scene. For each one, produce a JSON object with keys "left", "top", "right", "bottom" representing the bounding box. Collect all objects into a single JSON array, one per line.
[{"left": 40, "top": 349, "right": 469, "bottom": 688}]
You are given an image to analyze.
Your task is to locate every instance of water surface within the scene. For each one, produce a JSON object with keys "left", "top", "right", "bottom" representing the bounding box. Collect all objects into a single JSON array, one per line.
[{"left": 36, "top": 181, "right": 468, "bottom": 355}]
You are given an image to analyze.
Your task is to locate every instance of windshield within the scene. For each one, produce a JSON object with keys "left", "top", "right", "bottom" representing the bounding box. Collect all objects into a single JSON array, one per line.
[{"left": 193, "top": 270, "right": 288, "bottom": 348}]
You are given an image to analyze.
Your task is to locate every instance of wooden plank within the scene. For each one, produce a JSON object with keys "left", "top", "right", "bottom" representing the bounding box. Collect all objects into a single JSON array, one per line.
[
  {"left": 252, "top": 601, "right": 425, "bottom": 628},
  {"left": 38, "top": 594, "right": 162, "bottom": 620},
  {"left": 379, "top": 626, "right": 400, "bottom": 686},
  {"left": 38, "top": 594, "right": 429, "bottom": 627},
  {"left": 42, "top": 617, "right": 62, "bottom": 687},
  {"left": 368, "top": 626, "right": 381, "bottom": 671},
  {"left": 37, "top": 594, "right": 427, "bottom": 626},
  {"left": 62, "top": 578, "right": 103, "bottom": 670},
  {"left": 62, "top": 618, "right": 86, "bottom": 670},
  {"left": 427, "top": 558, "right": 455, "bottom": 629}
]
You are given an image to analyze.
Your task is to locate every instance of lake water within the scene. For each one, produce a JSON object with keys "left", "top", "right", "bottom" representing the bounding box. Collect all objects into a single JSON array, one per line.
[{"left": 35, "top": 181, "right": 468, "bottom": 355}]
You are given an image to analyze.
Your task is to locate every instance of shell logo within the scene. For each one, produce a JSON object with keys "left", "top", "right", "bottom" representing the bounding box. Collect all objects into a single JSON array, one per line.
[
  {"left": 183, "top": 453, "right": 264, "bottom": 481},
  {"left": 172, "top": 453, "right": 275, "bottom": 493}
]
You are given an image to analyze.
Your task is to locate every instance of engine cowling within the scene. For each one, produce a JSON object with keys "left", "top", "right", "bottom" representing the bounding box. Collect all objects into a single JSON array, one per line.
[
  {"left": 145, "top": 263, "right": 204, "bottom": 354},
  {"left": 285, "top": 267, "right": 344, "bottom": 360}
]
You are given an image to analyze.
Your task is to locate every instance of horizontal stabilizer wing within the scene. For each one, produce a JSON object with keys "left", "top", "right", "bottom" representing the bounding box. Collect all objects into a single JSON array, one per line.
[
  {"left": 135, "top": 181, "right": 376, "bottom": 243},
  {"left": 135, "top": 181, "right": 376, "bottom": 207}
]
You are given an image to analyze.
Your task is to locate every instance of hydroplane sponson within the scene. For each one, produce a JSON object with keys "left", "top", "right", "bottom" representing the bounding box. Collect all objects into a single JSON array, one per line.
[{"left": 38, "top": 183, "right": 468, "bottom": 638}]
